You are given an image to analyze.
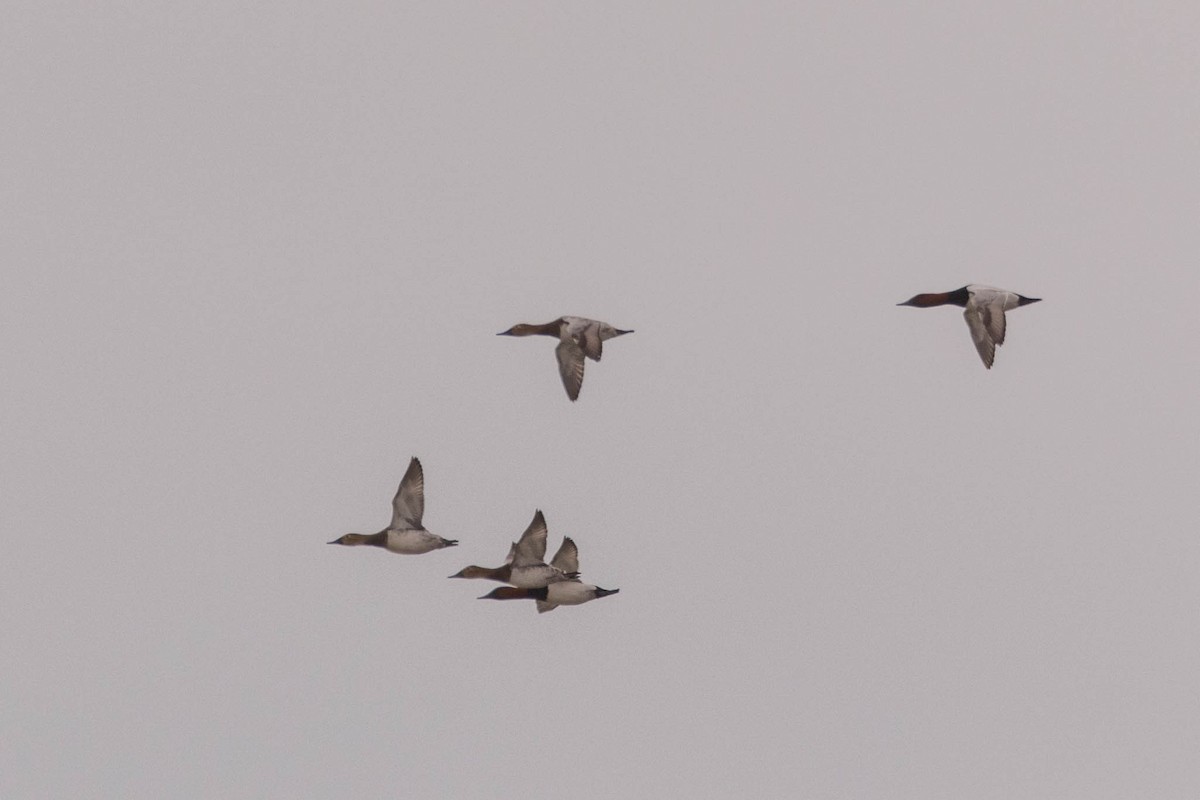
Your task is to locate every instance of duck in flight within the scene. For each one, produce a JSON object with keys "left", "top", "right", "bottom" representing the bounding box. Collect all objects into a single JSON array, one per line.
[
  {"left": 328, "top": 457, "right": 458, "bottom": 554},
  {"left": 448, "top": 518, "right": 582, "bottom": 588},
  {"left": 498, "top": 316, "right": 633, "bottom": 401},
  {"left": 478, "top": 582, "right": 620, "bottom": 613},
  {"left": 505, "top": 509, "right": 580, "bottom": 588},
  {"left": 479, "top": 535, "right": 618, "bottom": 613},
  {"left": 898, "top": 285, "right": 1041, "bottom": 369}
]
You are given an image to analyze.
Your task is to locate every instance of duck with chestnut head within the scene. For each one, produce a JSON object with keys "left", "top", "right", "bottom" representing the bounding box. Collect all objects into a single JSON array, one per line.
[
  {"left": 498, "top": 316, "right": 633, "bottom": 401},
  {"left": 328, "top": 457, "right": 458, "bottom": 555},
  {"left": 899, "top": 285, "right": 1040, "bottom": 369}
]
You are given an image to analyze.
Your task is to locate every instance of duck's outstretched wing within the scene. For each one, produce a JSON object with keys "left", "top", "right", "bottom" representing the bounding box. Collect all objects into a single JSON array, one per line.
[
  {"left": 390, "top": 457, "right": 425, "bottom": 529},
  {"left": 555, "top": 337, "right": 585, "bottom": 401},
  {"left": 549, "top": 536, "right": 579, "bottom": 576},
  {"left": 963, "top": 308, "right": 996, "bottom": 369},
  {"left": 513, "top": 510, "right": 549, "bottom": 566}
]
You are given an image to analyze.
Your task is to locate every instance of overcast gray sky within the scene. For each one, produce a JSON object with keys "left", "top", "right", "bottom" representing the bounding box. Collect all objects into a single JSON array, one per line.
[{"left": 3, "top": 2, "right": 1199, "bottom": 798}]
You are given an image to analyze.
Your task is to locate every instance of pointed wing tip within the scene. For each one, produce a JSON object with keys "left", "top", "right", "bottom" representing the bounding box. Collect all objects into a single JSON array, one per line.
[{"left": 404, "top": 457, "right": 424, "bottom": 480}]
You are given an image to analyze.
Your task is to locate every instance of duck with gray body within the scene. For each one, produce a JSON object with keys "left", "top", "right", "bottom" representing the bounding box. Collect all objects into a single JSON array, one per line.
[
  {"left": 328, "top": 457, "right": 458, "bottom": 554},
  {"left": 898, "top": 284, "right": 1041, "bottom": 369},
  {"left": 498, "top": 316, "right": 633, "bottom": 401}
]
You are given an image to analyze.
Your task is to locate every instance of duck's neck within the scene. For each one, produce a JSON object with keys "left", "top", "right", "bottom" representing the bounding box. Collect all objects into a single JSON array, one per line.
[
  {"left": 518, "top": 320, "right": 564, "bottom": 337},
  {"left": 489, "top": 586, "right": 548, "bottom": 600},
  {"left": 943, "top": 287, "right": 971, "bottom": 307}
]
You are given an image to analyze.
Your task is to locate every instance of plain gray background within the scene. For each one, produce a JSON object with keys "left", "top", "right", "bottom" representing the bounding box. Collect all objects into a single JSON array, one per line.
[{"left": 3, "top": 2, "right": 1198, "bottom": 798}]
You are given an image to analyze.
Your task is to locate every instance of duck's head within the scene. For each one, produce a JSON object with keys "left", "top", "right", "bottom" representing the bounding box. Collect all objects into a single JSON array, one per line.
[
  {"left": 898, "top": 293, "right": 944, "bottom": 307},
  {"left": 449, "top": 565, "right": 489, "bottom": 579},
  {"left": 898, "top": 287, "right": 970, "bottom": 308},
  {"left": 328, "top": 533, "right": 367, "bottom": 546},
  {"left": 497, "top": 320, "right": 563, "bottom": 337}
]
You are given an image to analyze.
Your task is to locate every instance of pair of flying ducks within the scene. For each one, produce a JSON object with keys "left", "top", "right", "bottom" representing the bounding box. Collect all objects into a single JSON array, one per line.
[{"left": 500, "top": 286, "right": 1041, "bottom": 407}]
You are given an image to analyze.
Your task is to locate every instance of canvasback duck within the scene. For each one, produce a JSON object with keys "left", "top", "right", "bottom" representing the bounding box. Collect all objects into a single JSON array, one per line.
[
  {"left": 450, "top": 511, "right": 583, "bottom": 583},
  {"left": 506, "top": 509, "right": 580, "bottom": 588},
  {"left": 478, "top": 582, "right": 620, "bottom": 612},
  {"left": 898, "top": 285, "right": 1041, "bottom": 369},
  {"left": 328, "top": 457, "right": 458, "bottom": 554},
  {"left": 498, "top": 316, "right": 633, "bottom": 401}
]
